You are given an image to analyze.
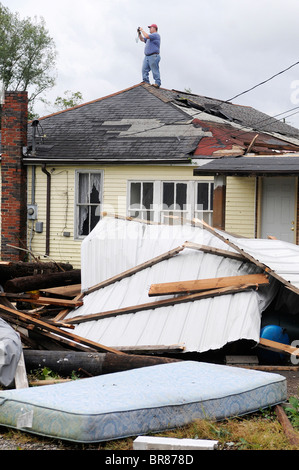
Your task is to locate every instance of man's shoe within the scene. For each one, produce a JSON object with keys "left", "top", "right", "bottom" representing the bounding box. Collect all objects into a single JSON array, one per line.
[{"left": 152, "top": 84, "right": 160, "bottom": 88}]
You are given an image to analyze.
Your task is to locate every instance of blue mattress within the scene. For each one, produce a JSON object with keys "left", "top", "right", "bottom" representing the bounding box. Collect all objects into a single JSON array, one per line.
[{"left": 0, "top": 361, "right": 286, "bottom": 443}]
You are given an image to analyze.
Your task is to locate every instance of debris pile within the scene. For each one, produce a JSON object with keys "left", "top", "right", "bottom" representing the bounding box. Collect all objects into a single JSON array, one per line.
[{"left": 0, "top": 216, "right": 299, "bottom": 388}]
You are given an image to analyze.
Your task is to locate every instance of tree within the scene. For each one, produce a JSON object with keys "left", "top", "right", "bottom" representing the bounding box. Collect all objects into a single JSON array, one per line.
[
  {"left": 54, "top": 90, "right": 84, "bottom": 111},
  {"left": 0, "top": 3, "right": 57, "bottom": 111}
]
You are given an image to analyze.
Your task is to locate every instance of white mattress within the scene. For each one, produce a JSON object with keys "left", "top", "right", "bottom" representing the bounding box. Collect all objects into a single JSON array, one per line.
[{"left": 0, "top": 361, "right": 286, "bottom": 443}]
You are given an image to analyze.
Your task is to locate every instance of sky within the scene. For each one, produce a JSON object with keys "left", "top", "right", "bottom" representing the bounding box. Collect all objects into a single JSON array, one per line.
[{"left": 4, "top": 0, "right": 299, "bottom": 128}]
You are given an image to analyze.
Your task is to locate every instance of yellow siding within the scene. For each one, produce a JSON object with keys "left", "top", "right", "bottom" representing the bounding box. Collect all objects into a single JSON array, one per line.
[
  {"left": 225, "top": 176, "right": 256, "bottom": 238},
  {"left": 27, "top": 164, "right": 211, "bottom": 268}
]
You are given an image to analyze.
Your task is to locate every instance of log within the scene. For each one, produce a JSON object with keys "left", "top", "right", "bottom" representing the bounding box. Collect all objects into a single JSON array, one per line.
[
  {"left": 275, "top": 405, "right": 299, "bottom": 447},
  {"left": 23, "top": 350, "right": 180, "bottom": 376},
  {"left": 0, "top": 261, "right": 73, "bottom": 285},
  {"left": 4, "top": 269, "right": 81, "bottom": 293}
]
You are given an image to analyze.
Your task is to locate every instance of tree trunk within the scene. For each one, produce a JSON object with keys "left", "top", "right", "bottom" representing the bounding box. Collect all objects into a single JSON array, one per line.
[
  {"left": 0, "top": 261, "right": 73, "bottom": 285},
  {"left": 4, "top": 269, "right": 81, "bottom": 293},
  {"left": 23, "top": 350, "right": 180, "bottom": 376}
]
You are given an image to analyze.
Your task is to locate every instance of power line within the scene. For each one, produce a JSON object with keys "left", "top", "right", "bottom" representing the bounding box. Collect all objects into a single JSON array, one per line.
[{"left": 226, "top": 60, "right": 299, "bottom": 103}]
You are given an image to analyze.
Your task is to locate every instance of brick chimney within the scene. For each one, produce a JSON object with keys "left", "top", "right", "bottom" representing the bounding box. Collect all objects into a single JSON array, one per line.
[{"left": 1, "top": 91, "right": 28, "bottom": 261}]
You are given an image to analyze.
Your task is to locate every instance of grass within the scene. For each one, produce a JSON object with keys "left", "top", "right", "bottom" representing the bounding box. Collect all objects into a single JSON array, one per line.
[
  {"left": 0, "top": 407, "right": 298, "bottom": 450},
  {"left": 1, "top": 368, "right": 299, "bottom": 450}
]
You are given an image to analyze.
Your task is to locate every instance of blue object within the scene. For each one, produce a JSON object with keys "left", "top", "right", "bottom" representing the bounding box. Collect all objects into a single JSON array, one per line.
[{"left": 260, "top": 325, "right": 290, "bottom": 363}]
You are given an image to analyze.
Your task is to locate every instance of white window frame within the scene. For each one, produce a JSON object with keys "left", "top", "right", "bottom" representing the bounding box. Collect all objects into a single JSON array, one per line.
[
  {"left": 75, "top": 170, "right": 103, "bottom": 239},
  {"left": 127, "top": 180, "right": 157, "bottom": 222},
  {"left": 160, "top": 181, "right": 193, "bottom": 224},
  {"left": 195, "top": 180, "right": 214, "bottom": 225},
  {"left": 128, "top": 180, "right": 215, "bottom": 224}
]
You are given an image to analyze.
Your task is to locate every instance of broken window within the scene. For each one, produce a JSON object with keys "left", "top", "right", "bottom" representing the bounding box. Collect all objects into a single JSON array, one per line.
[
  {"left": 128, "top": 182, "right": 154, "bottom": 221},
  {"left": 195, "top": 181, "right": 214, "bottom": 225},
  {"left": 76, "top": 171, "right": 102, "bottom": 237}
]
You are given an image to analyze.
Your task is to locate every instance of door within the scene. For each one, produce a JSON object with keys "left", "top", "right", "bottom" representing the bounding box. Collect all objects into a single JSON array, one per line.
[{"left": 261, "top": 177, "right": 296, "bottom": 243}]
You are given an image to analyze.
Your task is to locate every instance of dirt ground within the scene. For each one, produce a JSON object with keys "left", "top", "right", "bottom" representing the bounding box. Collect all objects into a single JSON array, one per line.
[{"left": 275, "top": 369, "right": 299, "bottom": 398}]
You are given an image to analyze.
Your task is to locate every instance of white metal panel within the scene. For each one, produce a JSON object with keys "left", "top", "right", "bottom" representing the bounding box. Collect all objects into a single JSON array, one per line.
[
  {"left": 65, "top": 217, "right": 280, "bottom": 353},
  {"left": 228, "top": 237, "right": 299, "bottom": 289}
]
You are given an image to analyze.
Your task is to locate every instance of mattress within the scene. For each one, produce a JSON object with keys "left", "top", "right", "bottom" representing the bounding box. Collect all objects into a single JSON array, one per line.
[{"left": 0, "top": 361, "right": 286, "bottom": 443}]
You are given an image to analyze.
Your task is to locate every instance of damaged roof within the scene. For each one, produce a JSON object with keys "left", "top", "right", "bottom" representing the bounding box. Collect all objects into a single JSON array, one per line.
[
  {"left": 63, "top": 216, "right": 293, "bottom": 354},
  {"left": 23, "top": 83, "right": 299, "bottom": 165}
]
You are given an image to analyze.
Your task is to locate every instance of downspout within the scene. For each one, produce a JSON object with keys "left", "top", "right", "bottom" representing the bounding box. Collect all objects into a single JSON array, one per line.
[
  {"left": 42, "top": 164, "right": 51, "bottom": 256},
  {"left": 29, "top": 121, "right": 37, "bottom": 252}
]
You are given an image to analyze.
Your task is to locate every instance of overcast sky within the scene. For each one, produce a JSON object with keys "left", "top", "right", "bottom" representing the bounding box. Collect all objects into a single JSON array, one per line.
[{"left": 4, "top": 0, "right": 299, "bottom": 128}]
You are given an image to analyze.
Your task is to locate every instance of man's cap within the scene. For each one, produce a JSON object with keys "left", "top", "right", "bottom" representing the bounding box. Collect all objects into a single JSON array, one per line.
[{"left": 148, "top": 24, "right": 158, "bottom": 29}]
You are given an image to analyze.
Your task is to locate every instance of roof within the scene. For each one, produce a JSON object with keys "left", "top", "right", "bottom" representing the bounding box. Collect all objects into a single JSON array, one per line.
[
  {"left": 62, "top": 216, "right": 299, "bottom": 354},
  {"left": 23, "top": 83, "right": 299, "bottom": 165},
  {"left": 194, "top": 155, "right": 299, "bottom": 176}
]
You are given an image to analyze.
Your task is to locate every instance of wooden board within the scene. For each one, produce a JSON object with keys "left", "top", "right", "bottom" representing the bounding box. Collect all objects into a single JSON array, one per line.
[{"left": 148, "top": 273, "right": 269, "bottom": 297}]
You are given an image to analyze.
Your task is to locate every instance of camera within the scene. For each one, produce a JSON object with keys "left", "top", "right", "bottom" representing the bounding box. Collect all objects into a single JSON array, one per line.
[{"left": 137, "top": 27, "right": 141, "bottom": 33}]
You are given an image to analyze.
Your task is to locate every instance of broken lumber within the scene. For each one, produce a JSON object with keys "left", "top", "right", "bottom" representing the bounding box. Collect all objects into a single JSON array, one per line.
[
  {"left": 4, "top": 269, "right": 81, "bottom": 293},
  {"left": 258, "top": 338, "right": 299, "bottom": 358},
  {"left": 183, "top": 241, "right": 247, "bottom": 261},
  {"left": 66, "top": 284, "right": 253, "bottom": 325},
  {"left": 41, "top": 284, "right": 81, "bottom": 298},
  {"left": 193, "top": 218, "right": 299, "bottom": 296},
  {"left": 0, "top": 301, "right": 124, "bottom": 355},
  {"left": 23, "top": 350, "right": 180, "bottom": 376},
  {"left": 148, "top": 273, "right": 269, "bottom": 297},
  {"left": 84, "top": 245, "right": 184, "bottom": 295},
  {"left": 14, "top": 295, "right": 83, "bottom": 308}
]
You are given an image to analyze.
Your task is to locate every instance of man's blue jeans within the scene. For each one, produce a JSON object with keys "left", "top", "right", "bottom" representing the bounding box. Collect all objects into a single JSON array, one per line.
[{"left": 142, "top": 54, "right": 161, "bottom": 86}]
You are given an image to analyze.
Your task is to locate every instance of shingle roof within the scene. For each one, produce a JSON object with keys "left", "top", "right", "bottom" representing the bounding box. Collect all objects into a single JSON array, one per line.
[
  {"left": 194, "top": 155, "right": 299, "bottom": 176},
  {"left": 23, "top": 83, "right": 299, "bottom": 165}
]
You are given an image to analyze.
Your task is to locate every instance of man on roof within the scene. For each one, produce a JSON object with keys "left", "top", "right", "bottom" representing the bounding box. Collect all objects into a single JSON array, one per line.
[{"left": 138, "top": 24, "right": 161, "bottom": 88}]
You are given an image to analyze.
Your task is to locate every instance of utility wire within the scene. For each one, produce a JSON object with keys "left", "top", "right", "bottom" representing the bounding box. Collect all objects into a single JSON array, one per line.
[{"left": 226, "top": 60, "right": 299, "bottom": 103}]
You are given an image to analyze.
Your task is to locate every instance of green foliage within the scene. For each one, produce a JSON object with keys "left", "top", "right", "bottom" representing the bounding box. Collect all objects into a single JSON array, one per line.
[
  {"left": 36, "top": 367, "right": 59, "bottom": 380},
  {"left": 285, "top": 396, "right": 299, "bottom": 429},
  {"left": 0, "top": 2, "right": 57, "bottom": 107},
  {"left": 54, "top": 90, "right": 84, "bottom": 111}
]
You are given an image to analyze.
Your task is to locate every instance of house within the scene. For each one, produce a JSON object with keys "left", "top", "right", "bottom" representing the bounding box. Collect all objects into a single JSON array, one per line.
[{"left": 2, "top": 83, "right": 299, "bottom": 267}]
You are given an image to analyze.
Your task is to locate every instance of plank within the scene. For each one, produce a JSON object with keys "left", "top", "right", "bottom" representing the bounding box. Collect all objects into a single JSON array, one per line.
[
  {"left": 83, "top": 245, "right": 185, "bottom": 296},
  {"left": 0, "top": 302, "right": 124, "bottom": 355},
  {"left": 148, "top": 273, "right": 269, "bottom": 296},
  {"left": 183, "top": 241, "right": 247, "bottom": 261},
  {"left": 192, "top": 218, "right": 299, "bottom": 295},
  {"left": 258, "top": 337, "right": 299, "bottom": 357},
  {"left": 15, "top": 296, "right": 83, "bottom": 308},
  {"left": 41, "top": 284, "right": 81, "bottom": 298},
  {"left": 53, "top": 292, "right": 85, "bottom": 322},
  {"left": 65, "top": 284, "right": 253, "bottom": 325}
]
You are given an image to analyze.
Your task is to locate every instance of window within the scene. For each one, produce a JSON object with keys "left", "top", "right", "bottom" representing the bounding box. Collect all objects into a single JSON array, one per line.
[
  {"left": 76, "top": 171, "right": 102, "bottom": 237},
  {"left": 128, "top": 180, "right": 214, "bottom": 225},
  {"left": 161, "top": 182, "right": 188, "bottom": 224},
  {"left": 128, "top": 182, "right": 154, "bottom": 221},
  {"left": 195, "top": 181, "right": 214, "bottom": 224}
]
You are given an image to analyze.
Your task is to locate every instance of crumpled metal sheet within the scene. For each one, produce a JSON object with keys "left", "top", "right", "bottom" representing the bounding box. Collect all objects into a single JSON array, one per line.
[{"left": 0, "top": 318, "right": 22, "bottom": 387}]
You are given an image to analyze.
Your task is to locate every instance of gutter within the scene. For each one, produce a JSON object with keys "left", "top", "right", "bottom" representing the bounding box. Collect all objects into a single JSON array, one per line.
[
  {"left": 22, "top": 158, "right": 192, "bottom": 166},
  {"left": 41, "top": 165, "right": 51, "bottom": 256}
]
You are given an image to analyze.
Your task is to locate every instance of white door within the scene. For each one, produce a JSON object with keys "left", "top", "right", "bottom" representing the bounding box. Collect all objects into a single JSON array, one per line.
[{"left": 261, "top": 177, "right": 296, "bottom": 243}]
